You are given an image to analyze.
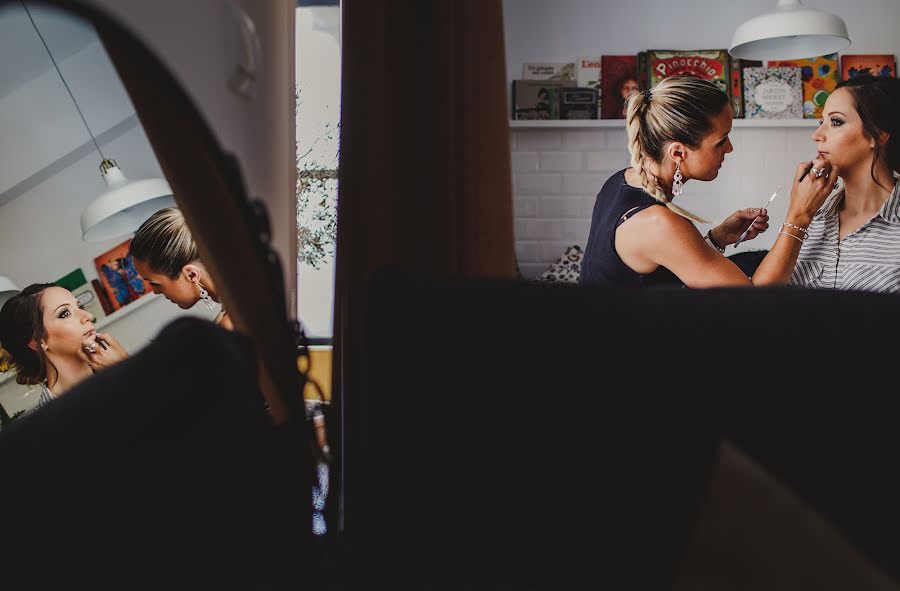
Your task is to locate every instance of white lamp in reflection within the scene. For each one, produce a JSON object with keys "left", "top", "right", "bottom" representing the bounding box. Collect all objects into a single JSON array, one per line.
[
  {"left": 729, "top": 0, "right": 850, "bottom": 61},
  {"left": 0, "top": 276, "right": 19, "bottom": 308},
  {"left": 23, "top": 2, "right": 175, "bottom": 242}
]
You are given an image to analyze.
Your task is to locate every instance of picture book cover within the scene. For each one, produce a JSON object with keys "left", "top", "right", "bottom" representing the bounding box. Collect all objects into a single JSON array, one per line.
[
  {"left": 522, "top": 62, "right": 576, "bottom": 81},
  {"left": 600, "top": 55, "right": 638, "bottom": 119},
  {"left": 743, "top": 66, "right": 803, "bottom": 119},
  {"left": 512, "top": 79, "right": 574, "bottom": 120},
  {"left": 767, "top": 54, "right": 838, "bottom": 119},
  {"left": 840, "top": 54, "right": 896, "bottom": 80},
  {"left": 646, "top": 49, "right": 730, "bottom": 96},
  {"left": 576, "top": 56, "right": 602, "bottom": 110},
  {"left": 55, "top": 267, "right": 106, "bottom": 322},
  {"left": 93, "top": 238, "right": 152, "bottom": 312},
  {"left": 729, "top": 57, "right": 762, "bottom": 118}
]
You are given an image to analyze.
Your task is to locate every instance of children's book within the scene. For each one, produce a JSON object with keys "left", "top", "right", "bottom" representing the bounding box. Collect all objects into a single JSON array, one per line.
[
  {"left": 743, "top": 66, "right": 803, "bottom": 119},
  {"left": 522, "top": 62, "right": 576, "bottom": 81},
  {"left": 767, "top": 54, "right": 838, "bottom": 119},
  {"left": 576, "top": 57, "right": 602, "bottom": 111},
  {"left": 600, "top": 55, "right": 638, "bottom": 119},
  {"left": 511, "top": 80, "right": 574, "bottom": 120},
  {"left": 646, "top": 49, "right": 731, "bottom": 96},
  {"left": 840, "top": 54, "right": 896, "bottom": 80}
]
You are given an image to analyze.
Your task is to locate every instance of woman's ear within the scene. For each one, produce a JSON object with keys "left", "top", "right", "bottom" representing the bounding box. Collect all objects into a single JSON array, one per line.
[
  {"left": 667, "top": 142, "right": 687, "bottom": 165},
  {"left": 28, "top": 340, "right": 46, "bottom": 352},
  {"left": 182, "top": 264, "right": 202, "bottom": 284}
]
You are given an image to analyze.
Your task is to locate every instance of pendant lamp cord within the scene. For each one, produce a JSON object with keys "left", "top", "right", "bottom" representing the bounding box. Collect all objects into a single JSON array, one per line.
[{"left": 21, "top": 0, "right": 106, "bottom": 161}]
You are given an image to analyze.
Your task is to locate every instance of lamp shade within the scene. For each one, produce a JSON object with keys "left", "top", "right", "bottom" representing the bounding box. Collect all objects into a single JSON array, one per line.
[
  {"left": 729, "top": 0, "right": 850, "bottom": 61},
  {"left": 81, "top": 160, "right": 176, "bottom": 242}
]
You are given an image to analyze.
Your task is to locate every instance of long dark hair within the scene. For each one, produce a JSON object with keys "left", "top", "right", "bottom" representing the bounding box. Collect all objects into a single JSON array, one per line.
[
  {"left": 836, "top": 75, "right": 900, "bottom": 191},
  {"left": 0, "top": 284, "right": 54, "bottom": 385}
]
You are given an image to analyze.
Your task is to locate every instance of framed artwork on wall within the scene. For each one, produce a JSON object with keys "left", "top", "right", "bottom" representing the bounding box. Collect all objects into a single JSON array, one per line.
[{"left": 93, "top": 239, "right": 151, "bottom": 312}]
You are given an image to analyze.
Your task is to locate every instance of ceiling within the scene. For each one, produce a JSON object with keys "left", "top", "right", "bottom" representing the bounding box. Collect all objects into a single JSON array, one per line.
[{"left": 0, "top": 2, "right": 97, "bottom": 100}]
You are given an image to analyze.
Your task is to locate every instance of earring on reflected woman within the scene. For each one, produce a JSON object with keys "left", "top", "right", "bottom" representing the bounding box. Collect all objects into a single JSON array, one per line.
[{"left": 198, "top": 282, "right": 216, "bottom": 311}]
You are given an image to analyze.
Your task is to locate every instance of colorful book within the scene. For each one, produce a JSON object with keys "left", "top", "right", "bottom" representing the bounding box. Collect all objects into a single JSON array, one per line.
[
  {"left": 600, "top": 55, "right": 638, "bottom": 119},
  {"left": 743, "top": 66, "right": 803, "bottom": 119},
  {"left": 840, "top": 54, "right": 896, "bottom": 80},
  {"left": 522, "top": 62, "right": 576, "bottom": 81},
  {"left": 576, "top": 57, "right": 602, "bottom": 111},
  {"left": 729, "top": 58, "right": 763, "bottom": 118},
  {"left": 646, "top": 49, "right": 731, "bottom": 97},
  {"left": 511, "top": 80, "right": 574, "bottom": 120},
  {"left": 637, "top": 51, "right": 650, "bottom": 94},
  {"left": 767, "top": 54, "right": 838, "bottom": 119}
]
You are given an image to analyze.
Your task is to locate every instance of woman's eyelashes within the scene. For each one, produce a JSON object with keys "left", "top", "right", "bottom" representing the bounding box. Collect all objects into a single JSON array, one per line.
[{"left": 57, "top": 304, "right": 86, "bottom": 319}]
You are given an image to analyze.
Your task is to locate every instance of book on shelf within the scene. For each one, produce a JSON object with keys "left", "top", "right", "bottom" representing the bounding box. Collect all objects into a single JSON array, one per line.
[
  {"left": 559, "top": 87, "right": 599, "bottom": 119},
  {"left": 600, "top": 55, "right": 638, "bottom": 119},
  {"left": 511, "top": 79, "right": 575, "bottom": 120},
  {"left": 729, "top": 57, "right": 763, "bottom": 118},
  {"left": 840, "top": 54, "right": 896, "bottom": 80},
  {"left": 645, "top": 49, "right": 731, "bottom": 97},
  {"left": 576, "top": 56, "right": 602, "bottom": 111},
  {"left": 767, "top": 54, "right": 837, "bottom": 119},
  {"left": 637, "top": 51, "right": 650, "bottom": 94},
  {"left": 743, "top": 66, "right": 803, "bottom": 119},
  {"left": 522, "top": 62, "right": 576, "bottom": 81}
]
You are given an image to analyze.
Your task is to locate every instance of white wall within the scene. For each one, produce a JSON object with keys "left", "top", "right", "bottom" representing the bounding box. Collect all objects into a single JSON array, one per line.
[{"left": 503, "top": 0, "right": 900, "bottom": 278}]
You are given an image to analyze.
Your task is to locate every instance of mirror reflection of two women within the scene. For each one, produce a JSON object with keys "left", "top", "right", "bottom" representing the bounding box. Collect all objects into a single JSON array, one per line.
[{"left": 0, "top": 207, "right": 228, "bottom": 408}]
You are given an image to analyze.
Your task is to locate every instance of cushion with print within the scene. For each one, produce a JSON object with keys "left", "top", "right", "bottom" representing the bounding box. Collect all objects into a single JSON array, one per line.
[{"left": 535, "top": 245, "right": 583, "bottom": 283}]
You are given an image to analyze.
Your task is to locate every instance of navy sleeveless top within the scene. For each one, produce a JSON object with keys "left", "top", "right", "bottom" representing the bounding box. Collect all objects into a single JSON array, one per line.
[{"left": 579, "top": 169, "right": 682, "bottom": 288}]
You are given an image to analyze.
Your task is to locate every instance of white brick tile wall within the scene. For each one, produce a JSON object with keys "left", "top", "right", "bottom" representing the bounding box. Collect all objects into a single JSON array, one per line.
[
  {"left": 513, "top": 195, "right": 539, "bottom": 218},
  {"left": 517, "top": 130, "right": 563, "bottom": 149},
  {"left": 562, "top": 130, "right": 606, "bottom": 150},
  {"left": 539, "top": 195, "right": 591, "bottom": 218},
  {"left": 539, "top": 151, "right": 583, "bottom": 172},
  {"left": 512, "top": 126, "right": 820, "bottom": 279},
  {"left": 586, "top": 151, "right": 630, "bottom": 171},
  {"left": 516, "top": 173, "right": 562, "bottom": 195},
  {"left": 511, "top": 151, "right": 539, "bottom": 172}
]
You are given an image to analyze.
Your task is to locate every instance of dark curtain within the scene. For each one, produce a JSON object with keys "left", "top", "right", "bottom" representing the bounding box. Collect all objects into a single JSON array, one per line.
[{"left": 332, "top": 0, "right": 516, "bottom": 532}]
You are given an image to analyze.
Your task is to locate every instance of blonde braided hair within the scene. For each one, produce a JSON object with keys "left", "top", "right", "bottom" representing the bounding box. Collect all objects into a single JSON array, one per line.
[{"left": 624, "top": 76, "right": 730, "bottom": 224}]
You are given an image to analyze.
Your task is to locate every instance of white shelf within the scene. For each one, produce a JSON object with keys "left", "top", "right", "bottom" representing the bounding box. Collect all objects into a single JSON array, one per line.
[{"left": 510, "top": 119, "right": 821, "bottom": 129}]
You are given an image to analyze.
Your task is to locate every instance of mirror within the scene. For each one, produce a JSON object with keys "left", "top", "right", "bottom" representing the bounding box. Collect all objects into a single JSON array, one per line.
[{"left": 0, "top": 1, "right": 222, "bottom": 417}]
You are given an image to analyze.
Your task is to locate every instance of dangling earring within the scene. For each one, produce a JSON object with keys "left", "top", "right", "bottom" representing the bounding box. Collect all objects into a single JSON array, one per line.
[
  {"left": 672, "top": 163, "right": 684, "bottom": 198},
  {"left": 198, "top": 282, "right": 216, "bottom": 311}
]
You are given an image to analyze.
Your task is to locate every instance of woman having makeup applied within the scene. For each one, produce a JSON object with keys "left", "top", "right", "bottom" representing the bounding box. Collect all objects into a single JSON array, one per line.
[
  {"left": 0, "top": 284, "right": 128, "bottom": 408},
  {"left": 791, "top": 75, "right": 900, "bottom": 292}
]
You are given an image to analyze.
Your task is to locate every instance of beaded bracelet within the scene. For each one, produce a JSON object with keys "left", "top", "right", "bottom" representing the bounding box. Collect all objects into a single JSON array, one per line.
[
  {"left": 705, "top": 231, "right": 725, "bottom": 253},
  {"left": 779, "top": 230, "right": 804, "bottom": 244},
  {"left": 782, "top": 222, "right": 809, "bottom": 239}
]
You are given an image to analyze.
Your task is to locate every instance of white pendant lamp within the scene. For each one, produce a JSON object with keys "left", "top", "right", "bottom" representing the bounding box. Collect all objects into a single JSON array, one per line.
[
  {"left": 23, "top": 2, "right": 175, "bottom": 242},
  {"left": 729, "top": 0, "right": 850, "bottom": 61}
]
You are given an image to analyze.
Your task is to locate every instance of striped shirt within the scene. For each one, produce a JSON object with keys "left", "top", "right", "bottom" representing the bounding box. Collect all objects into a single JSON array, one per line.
[
  {"left": 37, "top": 382, "right": 55, "bottom": 408},
  {"left": 791, "top": 179, "right": 900, "bottom": 293}
]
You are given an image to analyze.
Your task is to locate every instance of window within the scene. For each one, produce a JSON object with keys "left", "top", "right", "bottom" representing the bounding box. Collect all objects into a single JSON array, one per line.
[{"left": 295, "top": 2, "right": 340, "bottom": 341}]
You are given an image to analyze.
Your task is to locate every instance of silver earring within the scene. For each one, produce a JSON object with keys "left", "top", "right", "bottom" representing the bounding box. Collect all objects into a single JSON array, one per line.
[
  {"left": 198, "top": 283, "right": 216, "bottom": 311},
  {"left": 41, "top": 342, "right": 47, "bottom": 351},
  {"left": 672, "top": 163, "right": 684, "bottom": 198}
]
